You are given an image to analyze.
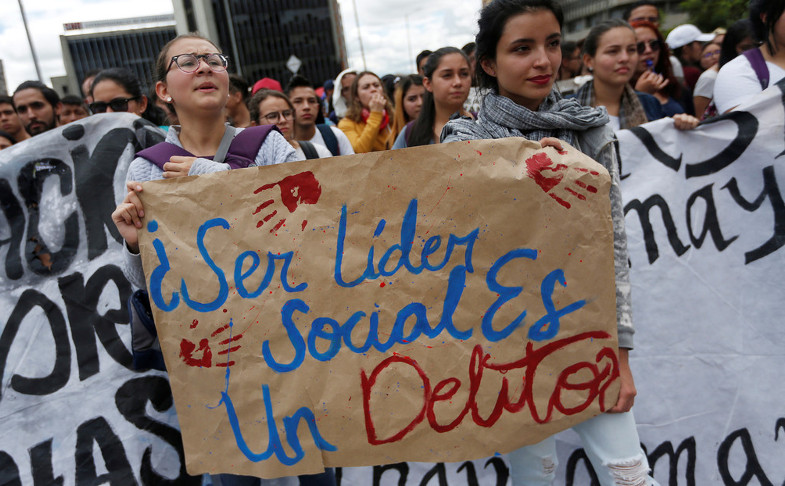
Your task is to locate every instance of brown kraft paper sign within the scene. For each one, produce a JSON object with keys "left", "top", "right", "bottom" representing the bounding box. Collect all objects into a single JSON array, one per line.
[{"left": 137, "top": 137, "right": 620, "bottom": 478}]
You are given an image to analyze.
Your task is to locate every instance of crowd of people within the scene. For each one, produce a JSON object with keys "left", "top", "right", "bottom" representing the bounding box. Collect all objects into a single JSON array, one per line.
[
  {"left": 3, "top": 0, "right": 783, "bottom": 484},
  {"left": 1, "top": 0, "right": 782, "bottom": 155}
]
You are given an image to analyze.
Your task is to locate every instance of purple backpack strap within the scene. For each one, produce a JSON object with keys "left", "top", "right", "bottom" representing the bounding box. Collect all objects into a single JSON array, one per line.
[
  {"left": 404, "top": 120, "right": 416, "bottom": 147},
  {"left": 223, "top": 124, "right": 280, "bottom": 169},
  {"left": 743, "top": 49, "right": 769, "bottom": 90},
  {"left": 135, "top": 125, "right": 281, "bottom": 171},
  {"left": 136, "top": 143, "right": 195, "bottom": 171}
]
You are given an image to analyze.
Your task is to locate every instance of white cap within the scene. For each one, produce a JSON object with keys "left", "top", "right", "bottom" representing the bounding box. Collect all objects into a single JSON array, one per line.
[{"left": 666, "top": 24, "right": 714, "bottom": 49}]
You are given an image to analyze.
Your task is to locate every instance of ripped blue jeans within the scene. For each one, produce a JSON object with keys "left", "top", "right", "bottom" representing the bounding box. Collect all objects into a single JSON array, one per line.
[{"left": 508, "top": 411, "right": 659, "bottom": 485}]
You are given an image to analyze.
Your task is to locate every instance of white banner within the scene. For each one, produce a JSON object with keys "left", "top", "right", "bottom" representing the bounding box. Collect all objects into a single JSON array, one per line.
[
  {"left": 0, "top": 114, "right": 203, "bottom": 485},
  {"left": 557, "top": 80, "right": 785, "bottom": 484},
  {"left": 3, "top": 77, "right": 783, "bottom": 484}
]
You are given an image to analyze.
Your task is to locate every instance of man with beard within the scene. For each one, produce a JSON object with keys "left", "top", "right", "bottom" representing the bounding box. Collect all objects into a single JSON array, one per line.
[{"left": 13, "top": 81, "right": 61, "bottom": 136}]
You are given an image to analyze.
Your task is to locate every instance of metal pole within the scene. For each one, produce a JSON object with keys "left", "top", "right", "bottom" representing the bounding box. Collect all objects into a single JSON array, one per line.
[
  {"left": 221, "top": 0, "right": 243, "bottom": 76},
  {"left": 17, "top": 0, "right": 43, "bottom": 82},
  {"left": 351, "top": 0, "right": 366, "bottom": 70},
  {"left": 406, "top": 14, "right": 413, "bottom": 73}
]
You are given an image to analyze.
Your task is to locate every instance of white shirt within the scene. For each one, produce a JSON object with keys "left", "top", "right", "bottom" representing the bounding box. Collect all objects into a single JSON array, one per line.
[
  {"left": 608, "top": 115, "right": 621, "bottom": 132},
  {"left": 670, "top": 55, "right": 684, "bottom": 81},
  {"left": 693, "top": 68, "right": 718, "bottom": 98},
  {"left": 294, "top": 141, "right": 334, "bottom": 160},
  {"left": 713, "top": 53, "right": 785, "bottom": 113},
  {"left": 308, "top": 125, "right": 355, "bottom": 156}
]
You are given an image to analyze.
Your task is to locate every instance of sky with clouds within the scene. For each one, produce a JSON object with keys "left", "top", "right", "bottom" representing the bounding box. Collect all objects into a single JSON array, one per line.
[{"left": 0, "top": 0, "right": 481, "bottom": 93}]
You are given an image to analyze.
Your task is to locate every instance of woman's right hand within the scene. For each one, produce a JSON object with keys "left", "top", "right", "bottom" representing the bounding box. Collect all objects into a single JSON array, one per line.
[
  {"left": 368, "top": 92, "right": 386, "bottom": 113},
  {"left": 111, "top": 181, "right": 145, "bottom": 253},
  {"left": 634, "top": 71, "right": 669, "bottom": 94}
]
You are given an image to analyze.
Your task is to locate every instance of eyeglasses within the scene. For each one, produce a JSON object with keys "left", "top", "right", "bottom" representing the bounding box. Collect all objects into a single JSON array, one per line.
[
  {"left": 167, "top": 53, "right": 229, "bottom": 74},
  {"left": 89, "top": 96, "right": 140, "bottom": 113},
  {"left": 261, "top": 109, "right": 294, "bottom": 122},
  {"left": 702, "top": 50, "right": 720, "bottom": 59},
  {"left": 636, "top": 39, "right": 661, "bottom": 54},
  {"left": 630, "top": 16, "right": 660, "bottom": 24}
]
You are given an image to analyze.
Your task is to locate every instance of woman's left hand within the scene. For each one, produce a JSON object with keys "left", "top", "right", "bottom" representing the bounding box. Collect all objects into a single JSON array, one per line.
[
  {"left": 607, "top": 348, "right": 637, "bottom": 413},
  {"left": 672, "top": 113, "right": 700, "bottom": 130},
  {"left": 163, "top": 156, "right": 197, "bottom": 178},
  {"left": 539, "top": 137, "right": 564, "bottom": 152}
]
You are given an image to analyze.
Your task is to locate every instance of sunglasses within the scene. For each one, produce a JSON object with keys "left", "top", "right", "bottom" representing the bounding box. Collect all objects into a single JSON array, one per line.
[
  {"left": 636, "top": 39, "right": 661, "bottom": 54},
  {"left": 89, "top": 96, "right": 140, "bottom": 114}
]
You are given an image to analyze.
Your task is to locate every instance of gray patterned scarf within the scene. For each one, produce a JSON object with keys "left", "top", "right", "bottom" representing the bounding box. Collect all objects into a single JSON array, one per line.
[
  {"left": 442, "top": 89, "right": 609, "bottom": 147},
  {"left": 575, "top": 79, "right": 649, "bottom": 129}
]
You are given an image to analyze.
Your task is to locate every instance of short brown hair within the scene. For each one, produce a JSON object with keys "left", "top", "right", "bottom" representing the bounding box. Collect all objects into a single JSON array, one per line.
[{"left": 248, "top": 89, "right": 293, "bottom": 125}]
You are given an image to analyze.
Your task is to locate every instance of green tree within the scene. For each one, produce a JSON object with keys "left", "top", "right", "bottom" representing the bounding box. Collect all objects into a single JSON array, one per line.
[{"left": 679, "top": 0, "right": 749, "bottom": 31}]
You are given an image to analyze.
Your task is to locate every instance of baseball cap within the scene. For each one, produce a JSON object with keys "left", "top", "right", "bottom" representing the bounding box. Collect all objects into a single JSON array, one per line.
[
  {"left": 666, "top": 24, "right": 714, "bottom": 49},
  {"left": 252, "top": 77, "right": 283, "bottom": 94}
]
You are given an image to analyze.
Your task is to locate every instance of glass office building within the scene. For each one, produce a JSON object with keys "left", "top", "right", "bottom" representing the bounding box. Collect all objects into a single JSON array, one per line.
[
  {"left": 175, "top": 0, "right": 347, "bottom": 88},
  {"left": 61, "top": 16, "right": 177, "bottom": 96}
]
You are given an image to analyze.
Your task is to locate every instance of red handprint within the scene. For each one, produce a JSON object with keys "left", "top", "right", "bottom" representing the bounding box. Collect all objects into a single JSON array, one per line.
[
  {"left": 253, "top": 171, "right": 322, "bottom": 232},
  {"left": 179, "top": 321, "right": 242, "bottom": 368},
  {"left": 525, "top": 152, "right": 598, "bottom": 209}
]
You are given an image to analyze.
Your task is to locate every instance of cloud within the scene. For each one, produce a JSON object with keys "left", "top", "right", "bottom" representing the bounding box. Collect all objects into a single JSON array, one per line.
[
  {"left": 0, "top": 0, "right": 482, "bottom": 92},
  {"left": 338, "top": 0, "right": 481, "bottom": 76},
  {"left": 1, "top": 0, "right": 171, "bottom": 91}
]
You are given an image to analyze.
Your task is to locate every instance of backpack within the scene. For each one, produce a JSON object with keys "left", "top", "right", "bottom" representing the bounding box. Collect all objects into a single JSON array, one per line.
[
  {"left": 743, "top": 48, "right": 770, "bottom": 90},
  {"left": 299, "top": 140, "right": 320, "bottom": 159},
  {"left": 316, "top": 124, "right": 339, "bottom": 156},
  {"left": 136, "top": 124, "right": 278, "bottom": 169}
]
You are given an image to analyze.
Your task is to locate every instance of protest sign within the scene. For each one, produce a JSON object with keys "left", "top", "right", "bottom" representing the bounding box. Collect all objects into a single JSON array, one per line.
[
  {"left": 137, "top": 137, "right": 621, "bottom": 478},
  {"left": 12, "top": 87, "right": 780, "bottom": 484},
  {"left": 0, "top": 114, "right": 203, "bottom": 485},
  {"left": 556, "top": 80, "right": 785, "bottom": 484}
]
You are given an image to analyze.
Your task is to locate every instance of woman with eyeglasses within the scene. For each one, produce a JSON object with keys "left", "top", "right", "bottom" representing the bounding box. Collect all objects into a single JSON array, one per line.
[
  {"left": 249, "top": 89, "right": 333, "bottom": 160},
  {"left": 692, "top": 42, "right": 722, "bottom": 118},
  {"left": 337, "top": 71, "right": 394, "bottom": 153},
  {"left": 631, "top": 21, "right": 693, "bottom": 116},
  {"left": 111, "top": 33, "right": 335, "bottom": 486},
  {"left": 90, "top": 67, "right": 167, "bottom": 125},
  {"left": 576, "top": 20, "right": 698, "bottom": 130}
]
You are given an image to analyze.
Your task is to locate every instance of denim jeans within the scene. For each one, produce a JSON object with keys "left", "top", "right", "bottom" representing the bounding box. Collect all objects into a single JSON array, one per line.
[
  {"left": 211, "top": 469, "right": 336, "bottom": 486},
  {"left": 508, "top": 411, "right": 660, "bottom": 485}
]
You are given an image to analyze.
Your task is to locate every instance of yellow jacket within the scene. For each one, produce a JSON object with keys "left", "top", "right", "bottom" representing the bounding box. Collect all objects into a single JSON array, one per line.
[{"left": 338, "top": 111, "right": 392, "bottom": 153}]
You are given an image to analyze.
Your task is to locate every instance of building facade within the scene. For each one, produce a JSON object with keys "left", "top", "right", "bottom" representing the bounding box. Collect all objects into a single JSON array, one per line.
[
  {"left": 172, "top": 0, "right": 347, "bottom": 88},
  {"left": 561, "top": 0, "right": 688, "bottom": 39},
  {"left": 60, "top": 15, "right": 177, "bottom": 97}
]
